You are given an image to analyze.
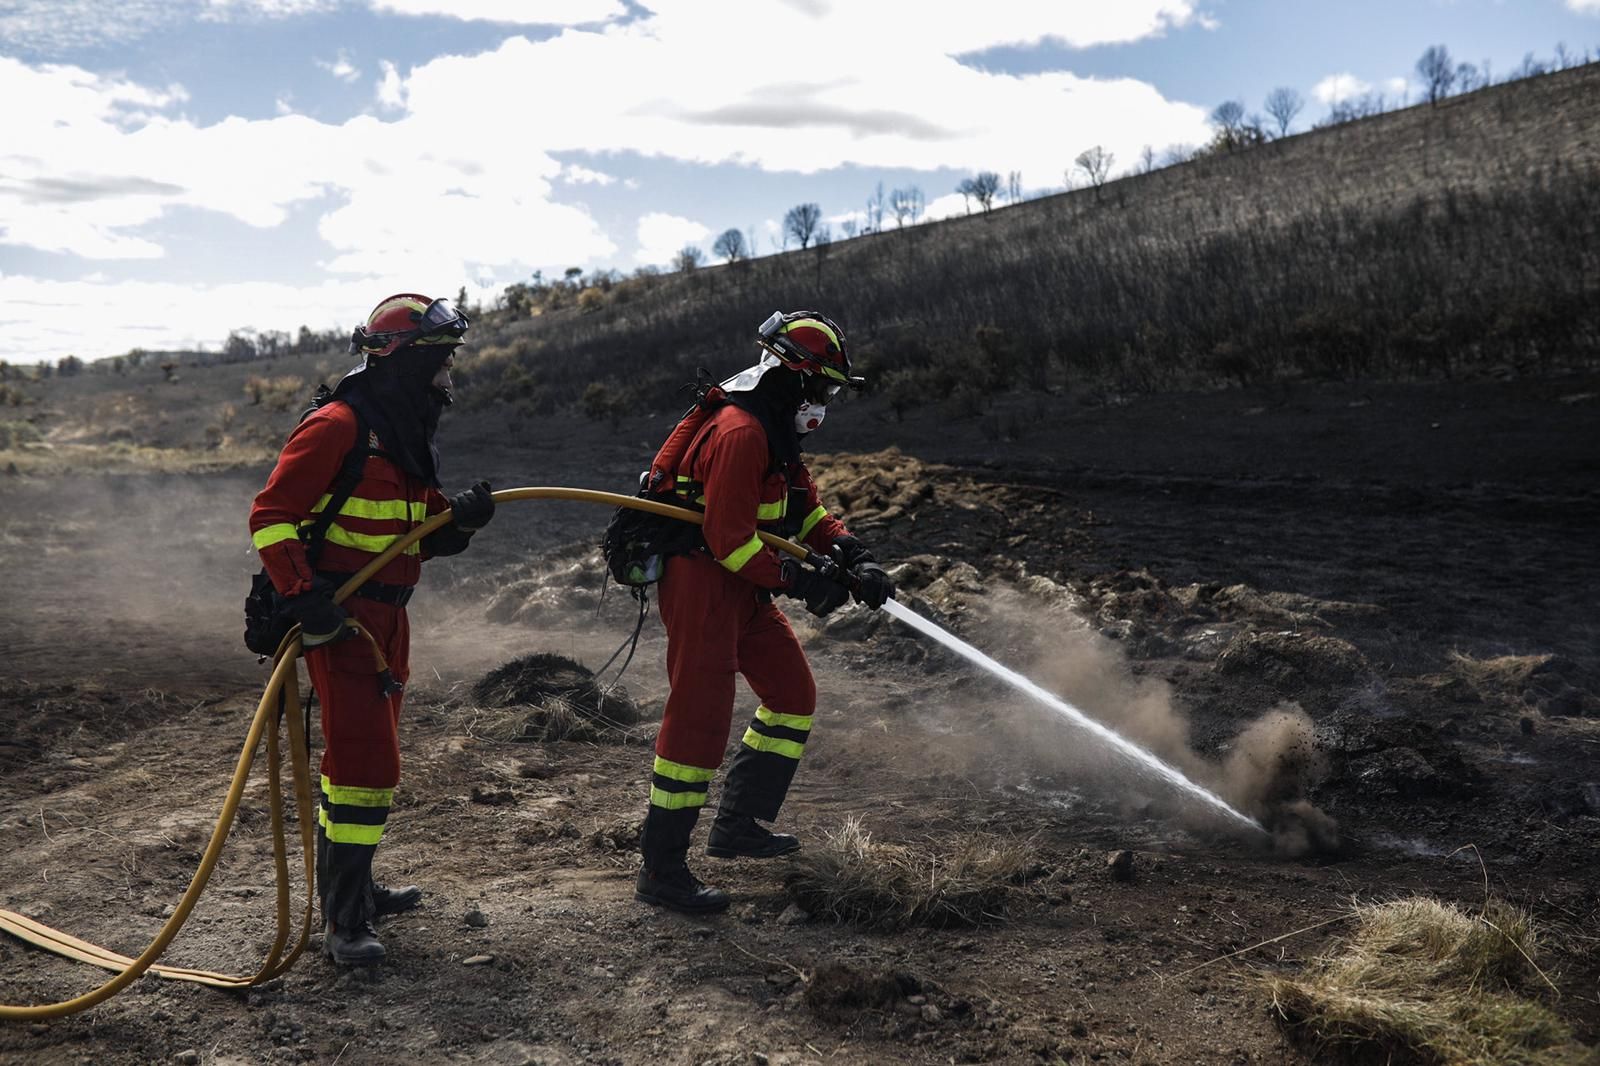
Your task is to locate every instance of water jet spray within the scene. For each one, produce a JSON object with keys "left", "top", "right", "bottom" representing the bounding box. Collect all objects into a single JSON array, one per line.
[{"left": 879, "top": 598, "right": 1267, "bottom": 836}]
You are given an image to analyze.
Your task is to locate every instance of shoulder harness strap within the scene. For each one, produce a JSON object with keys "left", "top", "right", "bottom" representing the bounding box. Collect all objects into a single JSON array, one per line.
[{"left": 302, "top": 404, "right": 372, "bottom": 569}]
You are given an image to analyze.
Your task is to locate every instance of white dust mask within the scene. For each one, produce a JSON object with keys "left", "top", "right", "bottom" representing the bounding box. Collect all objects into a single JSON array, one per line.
[{"left": 794, "top": 402, "right": 826, "bottom": 435}]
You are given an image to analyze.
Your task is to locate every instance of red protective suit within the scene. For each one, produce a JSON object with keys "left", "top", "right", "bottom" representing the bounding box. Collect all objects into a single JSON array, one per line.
[
  {"left": 649, "top": 403, "right": 848, "bottom": 822},
  {"left": 249, "top": 401, "right": 465, "bottom": 930}
]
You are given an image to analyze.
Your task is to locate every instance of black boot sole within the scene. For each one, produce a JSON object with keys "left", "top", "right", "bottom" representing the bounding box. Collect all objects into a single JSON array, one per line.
[
  {"left": 706, "top": 839, "right": 801, "bottom": 859},
  {"left": 321, "top": 942, "right": 386, "bottom": 966},
  {"left": 633, "top": 888, "right": 731, "bottom": 914}
]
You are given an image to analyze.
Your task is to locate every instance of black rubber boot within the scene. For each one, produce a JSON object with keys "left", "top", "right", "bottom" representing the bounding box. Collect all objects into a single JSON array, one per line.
[
  {"left": 635, "top": 865, "right": 731, "bottom": 914},
  {"left": 323, "top": 920, "right": 386, "bottom": 965},
  {"left": 706, "top": 813, "right": 800, "bottom": 859},
  {"left": 320, "top": 836, "right": 383, "bottom": 965},
  {"left": 372, "top": 882, "right": 422, "bottom": 917},
  {"left": 636, "top": 805, "right": 729, "bottom": 914}
]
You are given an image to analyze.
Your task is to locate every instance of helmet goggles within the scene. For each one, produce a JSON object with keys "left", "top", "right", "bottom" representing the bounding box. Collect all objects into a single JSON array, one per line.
[{"left": 351, "top": 297, "right": 470, "bottom": 356}]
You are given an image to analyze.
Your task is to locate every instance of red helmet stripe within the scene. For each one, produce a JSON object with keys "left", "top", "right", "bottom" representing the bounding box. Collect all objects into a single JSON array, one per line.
[{"left": 366, "top": 296, "right": 430, "bottom": 330}]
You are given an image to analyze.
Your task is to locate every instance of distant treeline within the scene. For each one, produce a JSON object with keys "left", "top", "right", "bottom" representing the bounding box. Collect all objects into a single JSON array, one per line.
[{"left": 455, "top": 63, "right": 1600, "bottom": 417}]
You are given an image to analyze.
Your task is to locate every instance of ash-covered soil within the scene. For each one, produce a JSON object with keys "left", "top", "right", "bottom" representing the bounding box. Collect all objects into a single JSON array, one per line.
[{"left": 2, "top": 377, "right": 1599, "bottom": 1065}]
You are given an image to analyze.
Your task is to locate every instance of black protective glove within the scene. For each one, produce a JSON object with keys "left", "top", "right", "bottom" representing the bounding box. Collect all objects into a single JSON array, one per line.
[
  {"left": 283, "top": 585, "right": 351, "bottom": 649},
  {"left": 778, "top": 557, "right": 850, "bottom": 618},
  {"left": 850, "top": 560, "right": 894, "bottom": 609},
  {"left": 831, "top": 534, "right": 875, "bottom": 570},
  {"left": 449, "top": 480, "right": 495, "bottom": 532}
]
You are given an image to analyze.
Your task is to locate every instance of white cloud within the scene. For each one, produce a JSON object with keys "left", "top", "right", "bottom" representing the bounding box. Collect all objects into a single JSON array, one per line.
[
  {"left": 0, "top": 0, "right": 189, "bottom": 51},
  {"left": 1, "top": 273, "right": 366, "bottom": 363},
  {"left": 560, "top": 164, "right": 616, "bottom": 186},
  {"left": 1312, "top": 72, "right": 1372, "bottom": 105},
  {"left": 1566, "top": 0, "right": 1600, "bottom": 13},
  {"left": 375, "top": 60, "right": 406, "bottom": 110},
  {"left": 317, "top": 50, "right": 361, "bottom": 83},
  {"left": 0, "top": 2, "right": 1216, "bottom": 359},
  {"left": 922, "top": 192, "right": 974, "bottom": 223},
  {"left": 203, "top": 0, "right": 334, "bottom": 18},
  {"left": 636, "top": 213, "right": 709, "bottom": 267},
  {"left": 1384, "top": 76, "right": 1410, "bottom": 98},
  {"left": 370, "top": 0, "right": 625, "bottom": 23}
]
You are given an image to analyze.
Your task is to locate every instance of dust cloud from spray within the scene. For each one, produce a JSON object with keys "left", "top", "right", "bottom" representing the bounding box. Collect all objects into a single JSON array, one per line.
[
  {"left": 908, "top": 589, "right": 1339, "bottom": 856},
  {"left": 882, "top": 598, "right": 1265, "bottom": 835}
]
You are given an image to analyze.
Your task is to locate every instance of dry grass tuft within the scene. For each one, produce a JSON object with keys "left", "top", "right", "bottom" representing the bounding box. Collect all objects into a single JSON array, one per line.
[
  {"left": 784, "top": 816, "right": 1036, "bottom": 930},
  {"left": 458, "top": 652, "right": 643, "bottom": 743},
  {"left": 1266, "top": 897, "right": 1589, "bottom": 1066}
]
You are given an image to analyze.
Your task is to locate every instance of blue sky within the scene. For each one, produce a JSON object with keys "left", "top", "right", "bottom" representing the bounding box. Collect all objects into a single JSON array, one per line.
[{"left": 1, "top": 0, "right": 1597, "bottom": 363}]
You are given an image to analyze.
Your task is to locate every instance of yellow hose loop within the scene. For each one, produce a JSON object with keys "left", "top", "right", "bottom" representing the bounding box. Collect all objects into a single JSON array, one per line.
[{"left": 0, "top": 488, "right": 810, "bottom": 1021}]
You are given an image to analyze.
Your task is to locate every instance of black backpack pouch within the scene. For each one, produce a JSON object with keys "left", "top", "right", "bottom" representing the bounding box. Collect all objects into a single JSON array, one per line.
[{"left": 600, "top": 491, "right": 705, "bottom": 588}]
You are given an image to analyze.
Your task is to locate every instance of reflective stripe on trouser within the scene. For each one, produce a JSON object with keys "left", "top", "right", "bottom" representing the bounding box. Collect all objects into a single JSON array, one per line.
[
  {"left": 721, "top": 705, "right": 813, "bottom": 823},
  {"left": 317, "top": 774, "right": 391, "bottom": 929},
  {"left": 316, "top": 818, "right": 379, "bottom": 932},
  {"left": 650, "top": 755, "right": 714, "bottom": 811},
  {"left": 304, "top": 596, "right": 408, "bottom": 932},
  {"left": 656, "top": 552, "right": 816, "bottom": 825}
]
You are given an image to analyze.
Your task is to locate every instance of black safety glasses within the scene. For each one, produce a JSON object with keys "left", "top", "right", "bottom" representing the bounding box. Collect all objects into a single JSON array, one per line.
[{"left": 803, "top": 374, "right": 842, "bottom": 405}]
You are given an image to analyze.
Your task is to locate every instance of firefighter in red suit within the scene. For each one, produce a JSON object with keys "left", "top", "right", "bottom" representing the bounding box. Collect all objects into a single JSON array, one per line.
[
  {"left": 249, "top": 293, "right": 496, "bottom": 964},
  {"left": 636, "top": 310, "right": 896, "bottom": 913}
]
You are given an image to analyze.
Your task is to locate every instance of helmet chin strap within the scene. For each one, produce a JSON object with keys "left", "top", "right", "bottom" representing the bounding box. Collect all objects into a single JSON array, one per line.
[{"left": 794, "top": 401, "right": 826, "bottom": 435}]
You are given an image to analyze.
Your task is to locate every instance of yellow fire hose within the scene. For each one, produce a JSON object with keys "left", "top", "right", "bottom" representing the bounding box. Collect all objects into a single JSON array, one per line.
[{"left": 0, "top": 487, "right": 814, "bottom": 1021}]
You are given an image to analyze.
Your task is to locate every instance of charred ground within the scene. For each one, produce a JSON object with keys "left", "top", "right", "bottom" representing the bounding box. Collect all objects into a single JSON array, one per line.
[{"left": 2, "top": 372, "right": 1599, "bottom": 1064}]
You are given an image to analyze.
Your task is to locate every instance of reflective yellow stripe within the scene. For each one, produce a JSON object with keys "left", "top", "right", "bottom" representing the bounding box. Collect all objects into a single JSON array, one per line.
[
  {"left": 320, "top": 775, "right": 394, "bottom": 808},
  {"left": 674, "top": 476, "right": 707, "bottom": 506},
  {"left": 781, "top": 317, "right": 840, "bottom": 351},
  {"left": 312, "top": 493, "right": 428, "bottom": 522},
  {"left": 718, "top": 533, "right": 764, "bottom": 573},
  {"left": 415, "top": 332, "right": 464, "bottom": 347},
  {"left": 304, "top": 521, "right": 421, "bottom": 555},
  {"left": 650, "top": 785, "right": 707, "bottom": 810},
  {"left": 252, "top": 523, "right": 300, "bottom": 550},
  {"left": 756, "top": 498, "right": 785, "bottom": 521},
  {"left": 653, "top": 756, "right": 715, "bottom": 783},
  {"left": 797, "top": 505, "right": 828, "bottom": 540},
  {"left": 741, "top": 727, "right": 806, "bottom": 760},
  {"left": 755, "top": 705, "right": 813, "bottom": 732},
  {"left": 317, "top": 807, "right": 385, "bottom": 845}
]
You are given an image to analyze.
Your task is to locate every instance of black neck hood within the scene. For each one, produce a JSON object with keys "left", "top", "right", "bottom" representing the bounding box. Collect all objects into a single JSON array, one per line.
[
  {"left": 330, "top": 349, "right": 449, "bottom": 486},
  {"left": 727, "top": 365, "right": 802, "bottom": 468}
]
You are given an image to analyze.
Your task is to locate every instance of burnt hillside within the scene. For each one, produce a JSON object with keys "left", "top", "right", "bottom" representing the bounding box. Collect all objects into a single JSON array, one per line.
[{"left": 457, "top": 61, "right": 1600, "bottom": 412}]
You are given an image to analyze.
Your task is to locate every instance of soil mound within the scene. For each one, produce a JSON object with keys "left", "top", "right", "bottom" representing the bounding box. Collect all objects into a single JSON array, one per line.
[
  {"left": 811, "top": 447, "right": 940, "bottom": 530},
  {"left": 804, "top": 962, "right": 921, "bottom": 1020},
  {"left": 463, "top": 652, "right": 643, "bottom": 743},
  {"left": 1216, "top": 631, "right": 1373, "bottom": 691}
]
